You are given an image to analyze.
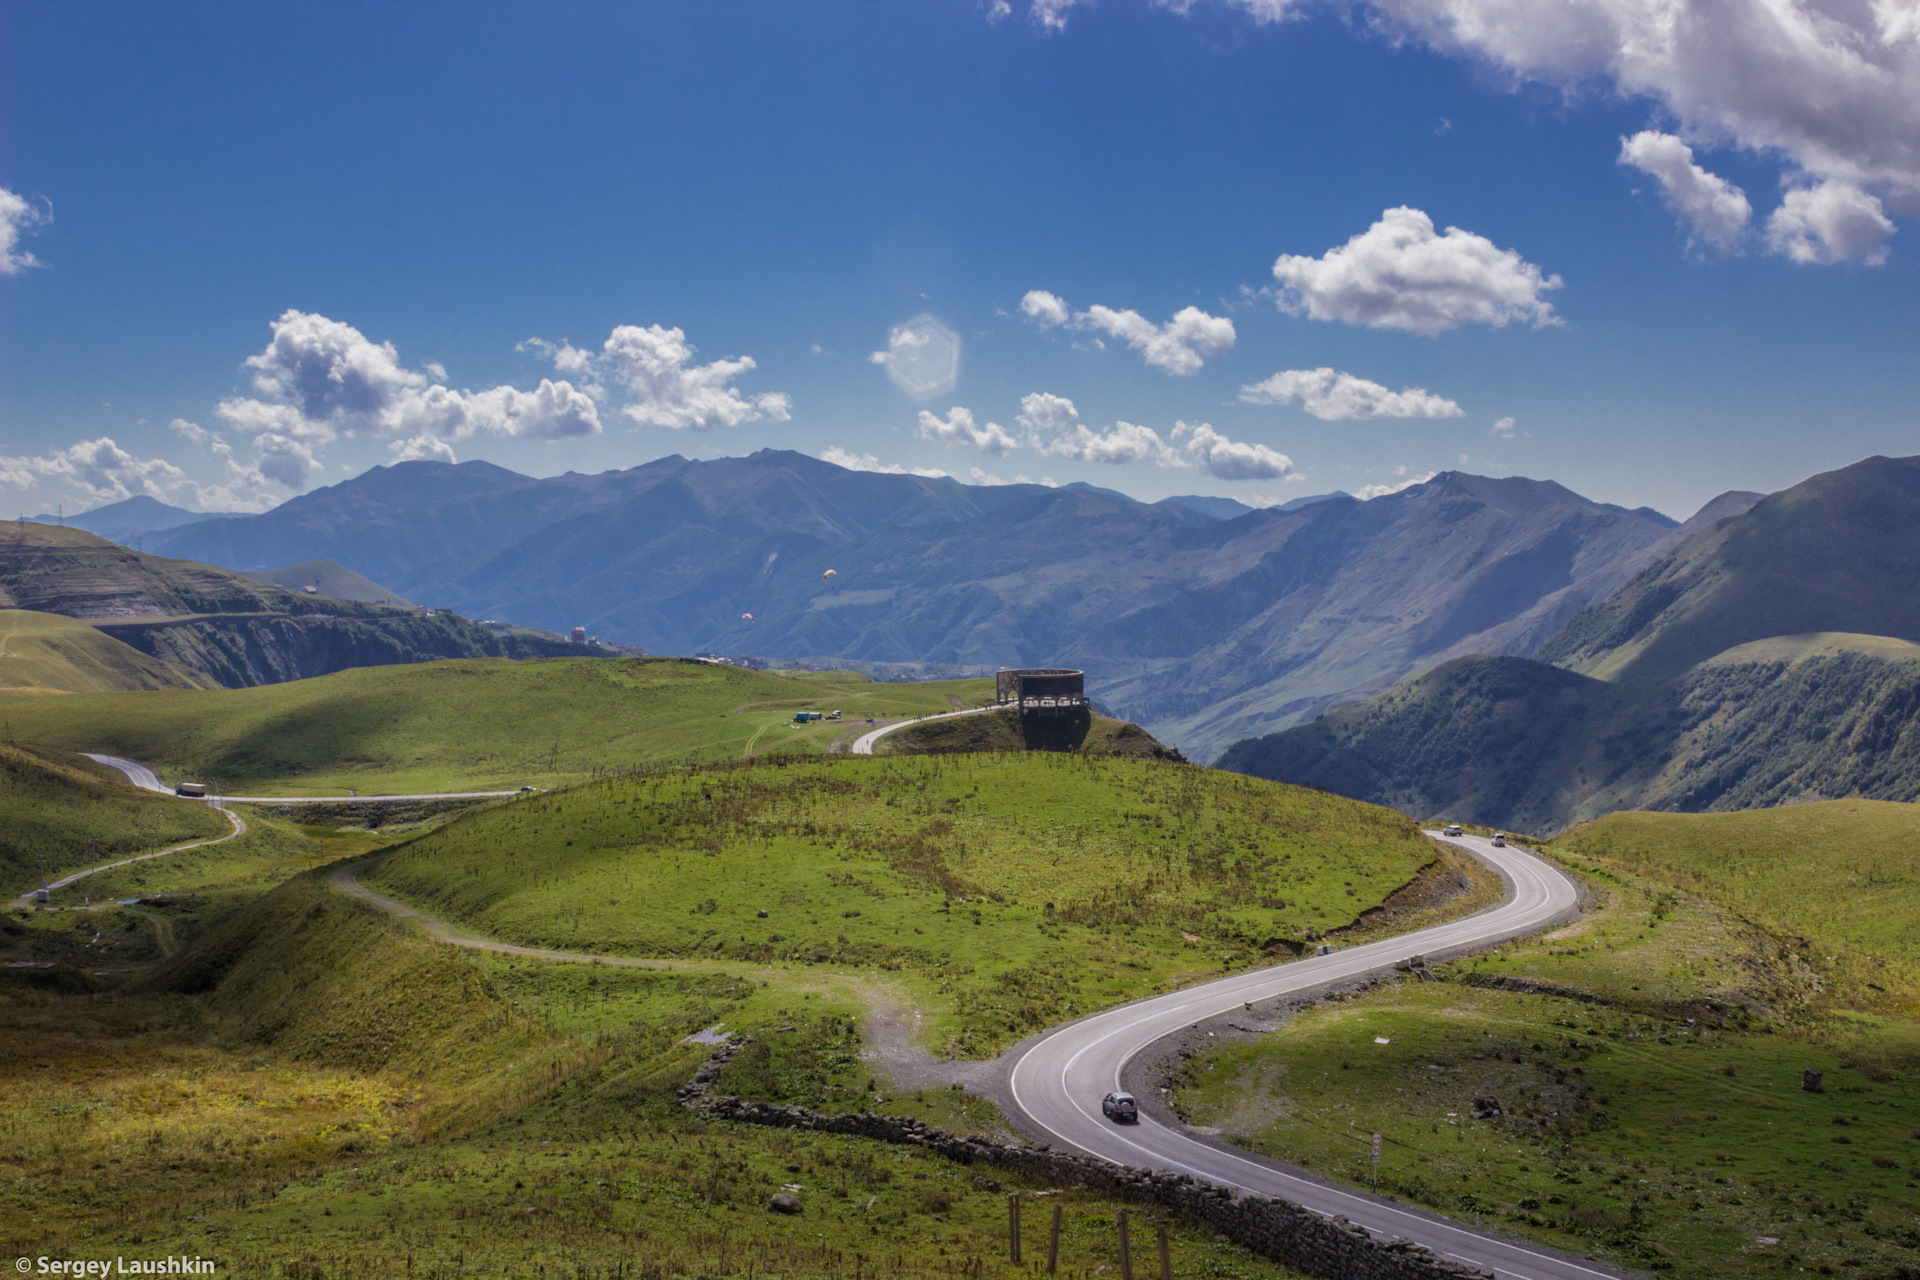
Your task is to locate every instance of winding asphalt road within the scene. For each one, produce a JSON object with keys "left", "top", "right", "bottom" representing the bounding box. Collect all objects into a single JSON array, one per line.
[
  {"left": 849, "top": 705, "right": 999, "bottom": 754},
  {"left": 1004, "top": 832, "right": 1619, "bottom": 1280},
  {"left": 80, "top": 753, "right": 522, "bottom": 804}
]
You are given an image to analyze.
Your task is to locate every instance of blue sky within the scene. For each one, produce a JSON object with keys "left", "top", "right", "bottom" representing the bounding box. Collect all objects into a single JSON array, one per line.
[{"left": 3, "top": 0, "right": 1916, "bottom": 520}]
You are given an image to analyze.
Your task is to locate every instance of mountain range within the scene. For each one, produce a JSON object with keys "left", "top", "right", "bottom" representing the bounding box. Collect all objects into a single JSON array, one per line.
[
  {"left": 1219, "top": 454, "right": 1920, "bottom": 830},
  {"left": 132, "top": 450, "right": 1731, "bottom": 761}
]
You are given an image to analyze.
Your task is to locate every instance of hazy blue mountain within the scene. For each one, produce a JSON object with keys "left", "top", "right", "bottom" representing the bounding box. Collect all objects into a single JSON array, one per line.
[
  {"left": 1219, "top": 457, "right": 1920, "bottom": 829},
  {"left": 150, "top": 452, "right": 1684, "bottom": 761},
  {"left": 26, "top": 495, "right": 239, "bottom": 543}
]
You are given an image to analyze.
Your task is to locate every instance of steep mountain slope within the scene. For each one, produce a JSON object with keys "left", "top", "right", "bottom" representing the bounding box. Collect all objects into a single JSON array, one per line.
[
  {"left": 0, "top": 609, "right": 217, "bottom": 693},
  {"left": 1221, "top": 456, "right": 1920, "bottom": 829},
  {"left": 1538, "top": 456, "right": 1920, "bottom": 683},
  {"left": 0, "top": 524, "right": 582, "bottom": 687}
]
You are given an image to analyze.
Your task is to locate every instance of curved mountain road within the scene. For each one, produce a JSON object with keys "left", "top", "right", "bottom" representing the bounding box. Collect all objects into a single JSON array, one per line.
[
  {"left": 1002, "top": 833, "right": 1620, "bottom": 1280},
  {"left": 850, "top": 705, "right": 999, "bottom": 754}
]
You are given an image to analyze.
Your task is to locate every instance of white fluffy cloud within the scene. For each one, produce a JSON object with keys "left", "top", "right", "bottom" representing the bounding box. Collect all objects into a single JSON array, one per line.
[
  {"left": 1027, "top": 0, "right": 1092, "bottom": 29},
  {"left": 1020, "top": 290, "right": 1071, "bottom": 327},
  {"left": 1018, "top": 394, "right": 1181, "bottom": 465},
  {"left": 1171, "top": 422, "right": 1294, "bottom": 480},
  {"left": 1366, "top": 0, "right": 1920, "bottom": 215},
  {"left": 0, "top": 437, "right": 187, "bottom": 504},
  {"left": 1765, "top": 180, "right": 1897, "bottom": 263},
  {"left": 917, "top": 407, "right": 1017, "bottom": 456},
  {"left": 869, "top": 315, "right": 961, "bottom": 400},
  {"left": 0, "top": 186, "right": 49, "bottom": 275},
  {"left": 819, "top": 447, "right": 950, "bottom": 478},
  {"left": 1012, "top": 393, "right": 1289, "bottom": 478},
  {"left": 524, "top": 324, "right": 790, "bottom": 429},
  {"left": 1019, "top": 291, "right": 1235, "bottom": 373},
  {"left": 1240, "top": 368, "right": 1464, "bottom": 420},
  {"left": 1490, "top": 416, "right": 1517, "bottom": 438},
  {"left": 1618, "top": 131, "right": 1753, "bottom": 252},
  {"left": 1272, "top": 207, "right": 1562, "bottom": 335},
  {"left": 224, "top": 311, "right": 604, "bottom": 462}
]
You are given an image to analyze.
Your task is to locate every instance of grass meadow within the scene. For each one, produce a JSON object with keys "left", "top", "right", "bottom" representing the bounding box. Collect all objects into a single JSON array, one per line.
[
  {"left": 0, "top": 657, "right": 994, "bottom": 795},
  {"left": 367, "top": 753, "right": 1444, "bottom": 1056}
]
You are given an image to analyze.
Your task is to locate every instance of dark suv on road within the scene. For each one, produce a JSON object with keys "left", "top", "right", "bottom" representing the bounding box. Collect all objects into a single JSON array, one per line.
[{"left": 1101, "top": 1091, "right": 1137, "bottom": 1122}]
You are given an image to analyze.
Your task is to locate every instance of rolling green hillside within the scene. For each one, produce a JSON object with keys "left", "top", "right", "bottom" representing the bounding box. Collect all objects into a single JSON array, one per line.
[
  {"left": 1558, "top": 800, "right": 1920, "bottom": 1006},
  {"left": 0, "top": 608, "right": 215, "bottom": 693},
  {"left": 876, "top": 706, "right": 1182, "bottom": 758},
  {"left": 0, "top": 656, "right": 993, "bottom": 794},
  {"left": 0, "top": 522, "right": 581, "bottom": 686},
  {"left": 0, "top": 741, "right": 230, "bottom": 890},
  {"left": 367, "top": 753, "right": 1443, "bottom": 1055}
]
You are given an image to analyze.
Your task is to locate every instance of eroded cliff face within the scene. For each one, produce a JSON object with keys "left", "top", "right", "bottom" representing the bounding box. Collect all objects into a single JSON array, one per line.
[{"left": 95, "top": 612, "right": 585, "bottom": 687}]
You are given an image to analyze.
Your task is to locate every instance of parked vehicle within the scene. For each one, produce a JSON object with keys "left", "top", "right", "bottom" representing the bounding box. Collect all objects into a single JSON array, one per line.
[
  {"left": 1101, "top": 1091, "right": 1138, "bottom": 1122},
  {"left": 792, "top": 711, "right": 824, "bottom": 723},
  {"left": 827, "top": 710, "right": 843, "bottom": 720},
  {"left": 1443, "top": 824, "right": 1463, "bottom": 837}
]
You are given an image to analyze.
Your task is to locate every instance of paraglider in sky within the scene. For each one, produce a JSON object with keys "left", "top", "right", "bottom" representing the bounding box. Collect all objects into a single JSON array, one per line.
[
  {"left": 823, "top": 569, "right": 837, "bottom": 581},
  {"left": 742, "top": 613, "right": 754, "bottom": 624}
]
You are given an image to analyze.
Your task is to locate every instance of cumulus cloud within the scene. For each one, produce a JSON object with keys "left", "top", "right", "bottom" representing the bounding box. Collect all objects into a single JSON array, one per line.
[
  {"left": 0, "top": 437, "right": 187, "bottom": 504},
  {"left": 1018, "top": 291, "right": 1235, "bottom": 373},
  {"left": 1363, "top": 0, "right": 1920, "bottom": 220},
  {"left": 224, "top": 311, "right": 604, "bottom": 459},
  {"left": 1765, "top": 180, "right": 1897, "bottom": 264},
  {"left": 1272, "top": 207, "right": 1562, "bottom": 336},
  {"left": 1010, "top": 393, "right": 1288, "bottom": 478},
  {"left": 0, "top": 187, "right": 49, "bottom": 275},
  {"left": 1021, "top": 290, "right": 1071, "bottom": 327},
  {"left": 525, "top": 324, "right": 789, "bottom": 429},
  {"left": 819, "top": 447, "right": 949, "bottom": 478},
  {"left": 1618, "top": 131, "right": 1753, "bottom": 252},
  {"left": 869, "top": 315, "right": 962, "bottom": 400},
  {"left": 1354, "top": 470, "right": 1439, "bottom": 500},
  {"left": 1171, "top": 422, "right": 1294, "bottom": 480},
  {"left": 1490, "top": 416, "right": 1517, "bottom": 438},
  {"left": 917, "top": 406, "right": 1018, "bottom": 456},
  {"left": 1240, "top": 368, "right": 1464, "bottom": 420}
]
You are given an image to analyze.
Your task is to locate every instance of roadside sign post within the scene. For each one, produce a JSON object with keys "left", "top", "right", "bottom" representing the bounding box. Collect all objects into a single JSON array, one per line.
[{"left": 1371, "top": 1132, "right": 1382, "bottom": 1189}]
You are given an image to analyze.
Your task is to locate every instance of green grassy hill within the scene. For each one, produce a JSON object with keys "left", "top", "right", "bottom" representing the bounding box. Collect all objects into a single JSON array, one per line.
[
  {"left": 0, "top": 741, "right": 230, "bottom": 891},
  {"left": 877, "top": 706, "right": 1182, "bottom": 759},
  {"left": 0, "top": 656, "right": 993, "bottom": 794},
  {"left": 1558, "top": 799, "right": 1920, "bottom": 1009},
  {"left": 367, "top": 752, "right": 1442, "bottom": 1055},
  {"left": 0, "top": 608, "right": 215, "bottom": 694},
  {"left": 0, "top": 521, "right": 348, "bottom": 618}
]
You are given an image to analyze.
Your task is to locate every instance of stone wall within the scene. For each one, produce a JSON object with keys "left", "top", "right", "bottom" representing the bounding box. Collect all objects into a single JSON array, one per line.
[{"left": 681, "top": 1038, "right": 1495, "bottom": 1280}]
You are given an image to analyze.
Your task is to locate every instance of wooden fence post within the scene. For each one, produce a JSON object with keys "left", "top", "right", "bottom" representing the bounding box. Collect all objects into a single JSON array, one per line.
[
  {"left": 1009, "top": 1194, "right": 1021, "bottom": 1264},
  {"left": 1118, "top": 1209, "right": 1133, "bottom": 1280},
  {"left": 1156, "top": 1224, "right": 1171, "bottom": 1280},
  {"left": 1047, "top": 1202, "right": 1062, "bottom": 1274}
]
